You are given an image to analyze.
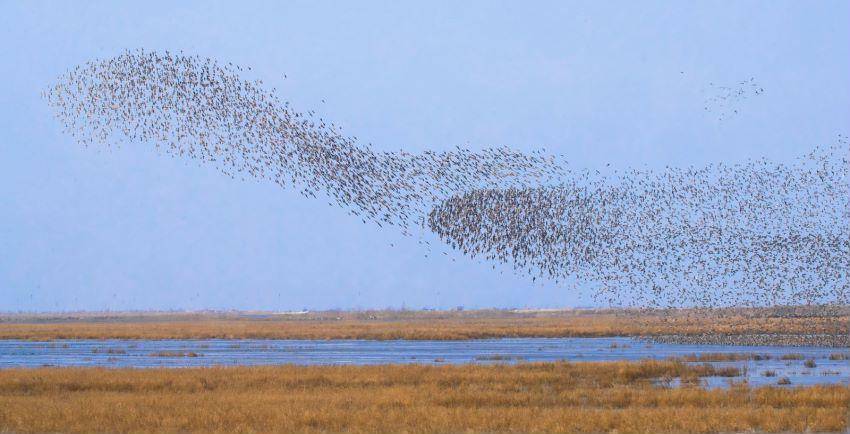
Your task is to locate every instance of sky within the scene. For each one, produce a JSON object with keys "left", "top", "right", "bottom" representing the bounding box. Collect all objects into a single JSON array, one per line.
[{"left": 1, "top": 1, "right": 848, "bottom": 312}]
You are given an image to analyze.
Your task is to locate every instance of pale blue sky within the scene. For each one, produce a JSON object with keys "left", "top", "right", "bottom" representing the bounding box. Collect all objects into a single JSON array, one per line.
[{"left": 1, "top": 1, "right": 848, "bottom": 311}]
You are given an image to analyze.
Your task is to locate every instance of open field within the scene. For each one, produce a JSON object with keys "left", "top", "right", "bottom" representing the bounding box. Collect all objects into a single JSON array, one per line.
[
  {"left": 0, "top": 360, "right": 848, "bottom": 433},
  {"left": 0, "top": 307, "right": 847, "bottom": 342}
]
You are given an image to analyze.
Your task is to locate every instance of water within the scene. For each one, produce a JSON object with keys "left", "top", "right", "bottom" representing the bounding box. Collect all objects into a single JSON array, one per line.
[{"left": 1, "top": 337, "right": 848, "bottom": 388}]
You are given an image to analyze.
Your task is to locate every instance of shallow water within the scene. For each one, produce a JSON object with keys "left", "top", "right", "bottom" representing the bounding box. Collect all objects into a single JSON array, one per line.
[{"left": 1, "top": 337, "right": 848, "bottom": 388}]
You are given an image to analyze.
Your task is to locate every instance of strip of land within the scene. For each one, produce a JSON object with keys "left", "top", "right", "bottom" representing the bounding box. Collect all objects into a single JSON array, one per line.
[
  {"left": 0, "top": 360, "right": 846, "bottom": 433},
  {"left": 0, "top": 308, "right": 847, "bottom": 342}
]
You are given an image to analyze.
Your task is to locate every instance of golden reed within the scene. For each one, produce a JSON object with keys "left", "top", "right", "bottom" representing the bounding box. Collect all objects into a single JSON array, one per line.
[
  {"left": 0, "top": 308, "right": 846, "bottom": 341},
  {"left": 0, "top": 360, "right": 847, "bottom": 433}
]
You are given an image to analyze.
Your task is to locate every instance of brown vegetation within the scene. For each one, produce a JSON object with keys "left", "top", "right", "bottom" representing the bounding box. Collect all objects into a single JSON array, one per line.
[
  {"left": 148, "top": 351, "right": 201, "bottom": 358},
  {"left": 679, "top": 353, "right": 771, "bottom": 362},
  {"left": 0, "top": 360, "right": 847, "bottom": 433},
  {"left": 0, "top": 308, "right": 846, "bottom": 341},
  {"left": 781, "top": 354, "right": 806, "bottom": 360}
]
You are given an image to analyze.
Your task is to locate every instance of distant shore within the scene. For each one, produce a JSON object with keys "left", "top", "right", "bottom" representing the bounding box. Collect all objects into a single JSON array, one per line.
[{"left": 1, "top": 307, "right": 847, "bottom": 343}]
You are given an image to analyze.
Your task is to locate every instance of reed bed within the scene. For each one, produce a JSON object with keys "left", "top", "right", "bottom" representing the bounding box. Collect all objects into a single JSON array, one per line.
[
  {"left": 148, "top": 351, "right": 201, "bottom": 358},
  {"left": 0, "top": 309, "right": 846, "bottom": 341},
  {"left": 781, "top": 354, "right": 806, "bottom": 360},
  {"left": 679, "top": 353, "right": 772, "bottom": 362},
  {"left": 0, "top": 360, "right": 847, "bottom": 433}
]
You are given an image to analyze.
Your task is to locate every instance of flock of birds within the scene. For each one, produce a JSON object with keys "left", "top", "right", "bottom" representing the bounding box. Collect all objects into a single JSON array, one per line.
[
  {"left": 44, "top": 50, "right": 558, "bottom": 234},
  {"left": 430, "top": 142, "right": 850, "bottom": 308},
  {"left": 44, "top": 50, "right": 849, "bottom": 314},
  {"left": 704, "top": 77, "right": 765, "bottom": 121}
]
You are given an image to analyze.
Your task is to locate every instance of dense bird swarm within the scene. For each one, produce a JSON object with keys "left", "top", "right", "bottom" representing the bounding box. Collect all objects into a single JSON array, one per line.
[
  {"left": 43, "top": 49, "right": 559, "bottom": 233},
  {"left": 44, "top": 49, "right": 850, "bottom": 311},
  {"left": 430, "top": 143, "right": 850, "bottom": 308}
]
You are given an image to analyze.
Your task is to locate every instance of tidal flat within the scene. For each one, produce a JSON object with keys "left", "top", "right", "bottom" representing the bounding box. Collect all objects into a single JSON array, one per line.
[{"left": 3, "top": 337, "right": 850, "bottom": 388}]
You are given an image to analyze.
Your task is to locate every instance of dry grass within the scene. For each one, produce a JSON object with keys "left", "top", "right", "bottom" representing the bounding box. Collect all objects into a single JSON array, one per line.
[
  {"left": 0, "top": 360, "right": 847, "bottom": 433},
  {"left": 781, "top": 354, "right": 806, "bottom": 360},
  {"left": 0, "top": 308, "right": 846, "bottom": 341},
  {"left": 679, "top": 353, "right": 772, "bottom": 362},
  {"left": 148, "top": 351, "right": 201, "bottom": 358}
]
